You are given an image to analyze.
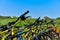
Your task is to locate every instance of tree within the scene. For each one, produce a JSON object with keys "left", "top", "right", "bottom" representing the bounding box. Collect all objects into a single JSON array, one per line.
[
  {"left": 6, "top": 16, "right": 11, "bottom": 18},
  {"left": 13, "top": 16, "right": 17, "bottom": 19},
  {"left": 56, "top": 17, "right": 60, "bottom": 20}
]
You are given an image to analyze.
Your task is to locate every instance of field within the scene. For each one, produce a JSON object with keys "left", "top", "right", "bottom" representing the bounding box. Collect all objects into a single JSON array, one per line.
[
  {"left": 0, "top": 17, "right": 60, "bottom": 30},
  {"left": 0, "top": 17, "right": 60, "bottom": 40}
]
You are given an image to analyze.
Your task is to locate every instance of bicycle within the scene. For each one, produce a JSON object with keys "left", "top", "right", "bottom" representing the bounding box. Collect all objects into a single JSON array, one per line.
[{"left": 0, "top": 10, "right": 30, "bottom": 40}]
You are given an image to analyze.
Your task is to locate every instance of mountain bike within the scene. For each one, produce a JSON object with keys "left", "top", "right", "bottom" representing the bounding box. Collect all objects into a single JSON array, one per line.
[{"left": 0, "top": 10, "right": 30, "bottom": 40}]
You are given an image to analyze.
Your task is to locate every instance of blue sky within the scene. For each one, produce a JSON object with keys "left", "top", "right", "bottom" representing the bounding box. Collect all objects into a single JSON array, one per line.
[{"left": 0, "top": 0, "right": 60, "bottom": 18}]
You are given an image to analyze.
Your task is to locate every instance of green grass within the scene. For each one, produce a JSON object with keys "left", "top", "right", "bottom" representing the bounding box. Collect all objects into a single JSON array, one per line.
[
  {"left": 0, "top": 18, "right": 16, "bottom": 25},
  {"left": 0, "top": 18, "right": 60, "bottom": 29}
]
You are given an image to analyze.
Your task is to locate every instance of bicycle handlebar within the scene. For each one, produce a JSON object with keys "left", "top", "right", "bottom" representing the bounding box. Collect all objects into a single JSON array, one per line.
[
  {"left": 24, "top": 17, "right": 40, "bottom": 28},
  {"left": 0, "top": 10, "right": 29, "bottom": 31},
  {"left": 8, "top": 10, "right": 29, "bottom": 26}
]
